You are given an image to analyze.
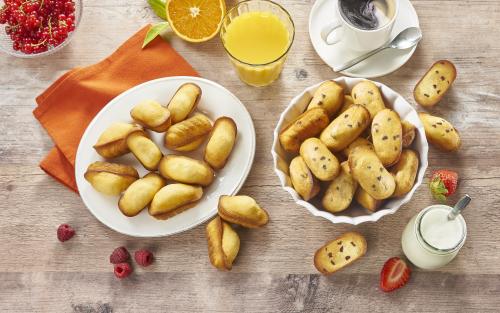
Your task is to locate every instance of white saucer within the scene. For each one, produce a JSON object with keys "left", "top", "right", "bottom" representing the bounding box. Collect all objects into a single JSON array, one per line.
[{"left": 309, "top": 0, "right": 420, "bottom": 78}]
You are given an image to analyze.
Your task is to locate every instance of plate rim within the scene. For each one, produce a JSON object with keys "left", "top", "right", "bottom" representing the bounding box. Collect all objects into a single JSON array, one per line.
[
  {"left": 308, "top": 0, "right": 420, "bottom": 78},
  {"left": 75, "top": 76, "right": 256, "bottom": 237}
]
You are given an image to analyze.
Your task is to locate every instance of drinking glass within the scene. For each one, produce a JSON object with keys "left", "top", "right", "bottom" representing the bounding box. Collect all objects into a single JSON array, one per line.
[{"left": 220, "top": 0, "right": 295, "bottom": 87}]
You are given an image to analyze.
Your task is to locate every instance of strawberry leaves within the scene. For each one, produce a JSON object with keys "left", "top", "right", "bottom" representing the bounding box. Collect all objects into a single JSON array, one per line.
[
  {"left": 429, "top": 176, "right": 448, "bottom": 202},
  {"left": 429, "top": 169, "right": 458, "bottom": 202}
]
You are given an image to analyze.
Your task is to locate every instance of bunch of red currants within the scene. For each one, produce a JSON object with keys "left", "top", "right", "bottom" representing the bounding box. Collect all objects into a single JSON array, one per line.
[{"left": 0, "top": 0, "right": 76, "bottom": 54}]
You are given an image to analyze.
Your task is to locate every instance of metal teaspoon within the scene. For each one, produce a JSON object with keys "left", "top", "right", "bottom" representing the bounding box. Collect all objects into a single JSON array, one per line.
[
  {"left": 334, "top": 27, "right": 423, "bottom": 72},
  {"left": 448, "top": 195, "right": 472, "bottom": 220}
]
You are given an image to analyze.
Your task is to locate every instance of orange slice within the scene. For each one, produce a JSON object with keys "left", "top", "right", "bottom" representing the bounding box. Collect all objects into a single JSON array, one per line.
[{"left": 166, "top": 0, "right": 226, "bottom": 43}]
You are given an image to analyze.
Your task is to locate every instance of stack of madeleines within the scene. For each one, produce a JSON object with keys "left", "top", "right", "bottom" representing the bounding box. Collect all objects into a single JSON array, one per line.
[
  {"left": 279, "top": 79, "right": 461, "bottom": 214},
  {"left": 84, "top": 82, "right": 239, "bottom": 220},
  {"left": 206, "top": 195, "right": 269, "bottom": 270}
]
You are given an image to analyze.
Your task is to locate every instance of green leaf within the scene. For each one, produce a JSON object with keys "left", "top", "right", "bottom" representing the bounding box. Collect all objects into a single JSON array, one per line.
[
  {"left": 142, "top": 22, "right": 170, "bottom": 48},
  {"left": 148, "top": 0, "right": 167, "bottom": 20},
  {"left": 429, "top": 177, "right": 448, "bottom": 202}
]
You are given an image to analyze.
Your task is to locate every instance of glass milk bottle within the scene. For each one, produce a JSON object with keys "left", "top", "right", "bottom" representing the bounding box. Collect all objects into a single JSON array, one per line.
[{"left": 401, "top": 196, "right": 470, "bottom": 269}]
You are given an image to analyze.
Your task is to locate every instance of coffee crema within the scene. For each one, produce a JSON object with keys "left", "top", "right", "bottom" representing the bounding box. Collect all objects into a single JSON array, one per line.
[{"left": 339, "top": 0, "right": 395, "bottom": 30}]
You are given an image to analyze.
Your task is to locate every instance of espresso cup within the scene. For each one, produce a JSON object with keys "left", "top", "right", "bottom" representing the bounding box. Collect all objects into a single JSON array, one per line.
[{"left": 321, "top": 0, "right": 399, "bottom": 52}]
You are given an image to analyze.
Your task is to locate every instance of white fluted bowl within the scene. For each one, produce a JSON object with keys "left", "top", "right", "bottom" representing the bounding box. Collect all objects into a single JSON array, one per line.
[{"left": 272, "top": 77, "right": 428, "bottom": 225}]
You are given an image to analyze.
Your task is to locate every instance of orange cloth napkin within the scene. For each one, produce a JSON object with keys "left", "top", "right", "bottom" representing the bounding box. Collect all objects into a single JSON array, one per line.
[{"left": 33, "top": 26, "right": 199, "bottom": 193}]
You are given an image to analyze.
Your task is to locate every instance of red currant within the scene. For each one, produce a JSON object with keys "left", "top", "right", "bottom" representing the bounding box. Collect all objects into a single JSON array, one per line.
[
  {"left": 24, "top": 43, "right": 34, "bottom": 54},
  {"left": 64, "top": 2, "right": 74, "bottom": 13},
  {"left": 13, "top": 40, "right": 21, "bottom": 50},
  {"left": 1, "top": 0, "right": 76, "bottom": 54},
  {"left": 24, "top": 3, "right": 34, "bottom": 13},
  {"left": 0, "top": 12, "right": 7, "bottom": 24}
]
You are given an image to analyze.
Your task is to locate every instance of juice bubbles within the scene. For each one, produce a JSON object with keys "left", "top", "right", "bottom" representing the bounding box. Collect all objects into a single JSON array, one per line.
[{"left": 220, "top": 1, "right": 294, "bottom": 87}]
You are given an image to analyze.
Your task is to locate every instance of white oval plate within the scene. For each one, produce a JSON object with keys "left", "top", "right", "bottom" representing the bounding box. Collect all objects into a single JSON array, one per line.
[
  {"left": 309, "top": 0, "right": 420, "bottom": 78},
  {"left": 75, "top": 77, "right": 256, "bottom": 237},
  {"left": 272, "top": 77, "right": 428, "bottom": 225}
]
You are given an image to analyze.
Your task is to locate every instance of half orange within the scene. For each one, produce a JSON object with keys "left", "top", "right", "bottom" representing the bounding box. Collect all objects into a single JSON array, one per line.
[{"left": 166, "top": 0, "right": 226, "bottom": 43}]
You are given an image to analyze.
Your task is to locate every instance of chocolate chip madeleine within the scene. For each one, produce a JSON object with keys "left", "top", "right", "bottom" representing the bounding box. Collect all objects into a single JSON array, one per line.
[
  {"left": 279, "top": 107, "right": 329, "bottom": 153},
  {"left": 371, "top": 109, "right": 403, "bottom": 167},
  {"left": 306, "top": 80, "right": 345, "bottom": 117},
  {"left": 314, "top": 232, "right": 367, "bottom": 275},
  {"left": 418, "top": 112, "right": 461, "bottom": 151}
]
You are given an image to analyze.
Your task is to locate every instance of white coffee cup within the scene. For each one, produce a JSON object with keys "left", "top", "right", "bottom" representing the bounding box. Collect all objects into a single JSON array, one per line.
[{"left": 321, "top": 0, "right": 399, "bottom": 52}]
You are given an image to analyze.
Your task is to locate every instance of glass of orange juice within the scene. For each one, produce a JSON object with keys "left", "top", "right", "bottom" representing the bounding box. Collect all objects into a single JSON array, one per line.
[{"left": 220, "top": 0, "right": 295, "bottom": 87}]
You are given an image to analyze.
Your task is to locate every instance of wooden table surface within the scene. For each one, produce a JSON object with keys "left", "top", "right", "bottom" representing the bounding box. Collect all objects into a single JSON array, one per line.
[{"left": 1, "top": 0, "right": 500, "bottom": 312}]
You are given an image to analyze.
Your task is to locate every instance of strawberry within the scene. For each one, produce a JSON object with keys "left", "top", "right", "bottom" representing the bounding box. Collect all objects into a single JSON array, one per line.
[
  {"left": 380, "top": 257, "right": 411, "bottom": 292},
  {"left": 429, "top": 169, "right": 458, "bottom": 202}
]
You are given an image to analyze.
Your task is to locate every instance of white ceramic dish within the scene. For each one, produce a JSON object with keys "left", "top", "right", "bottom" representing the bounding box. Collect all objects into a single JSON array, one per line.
[
  {"left": 75, "top": 76, "right": 256, "bottom": 237},
  {"left": 271, "top": 77, "right": 428, "bottom": 225},
  {"left": 309, "top": 0, "right": 420, "bottom": 78}
]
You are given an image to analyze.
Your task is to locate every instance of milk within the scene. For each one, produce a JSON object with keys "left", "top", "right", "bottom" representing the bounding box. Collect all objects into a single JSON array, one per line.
[{"left": 401, "top": 205, "right": 466, "bottom": 269}]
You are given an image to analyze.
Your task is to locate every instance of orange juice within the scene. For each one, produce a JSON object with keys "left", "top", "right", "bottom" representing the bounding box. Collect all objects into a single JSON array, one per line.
[{"left": 221, "top": 7, "right": 293, "bottom": 86}]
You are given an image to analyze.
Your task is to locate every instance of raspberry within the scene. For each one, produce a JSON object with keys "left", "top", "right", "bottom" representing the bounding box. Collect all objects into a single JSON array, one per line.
[
  {"left": 134, "top": 249, "right": 154, "bottom": 267},
  {"left": 109, "top": 246, "right": 130, "bottom": 264},
  {"left": 114, "top": 263, "right": 132, "bottom": 279},
  {"left": 57, "top": 224, "right": 75, "bottom": 242}
]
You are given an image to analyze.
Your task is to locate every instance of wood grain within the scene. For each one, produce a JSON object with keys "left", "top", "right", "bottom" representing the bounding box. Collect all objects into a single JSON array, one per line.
[{"left": 1, "top": 0, "right": 500, "bottom": 312}]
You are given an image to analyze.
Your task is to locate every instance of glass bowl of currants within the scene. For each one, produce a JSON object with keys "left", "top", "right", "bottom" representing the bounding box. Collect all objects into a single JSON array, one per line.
[{"left": 0, "top": 0, "right": 82, "bottom": 57}]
